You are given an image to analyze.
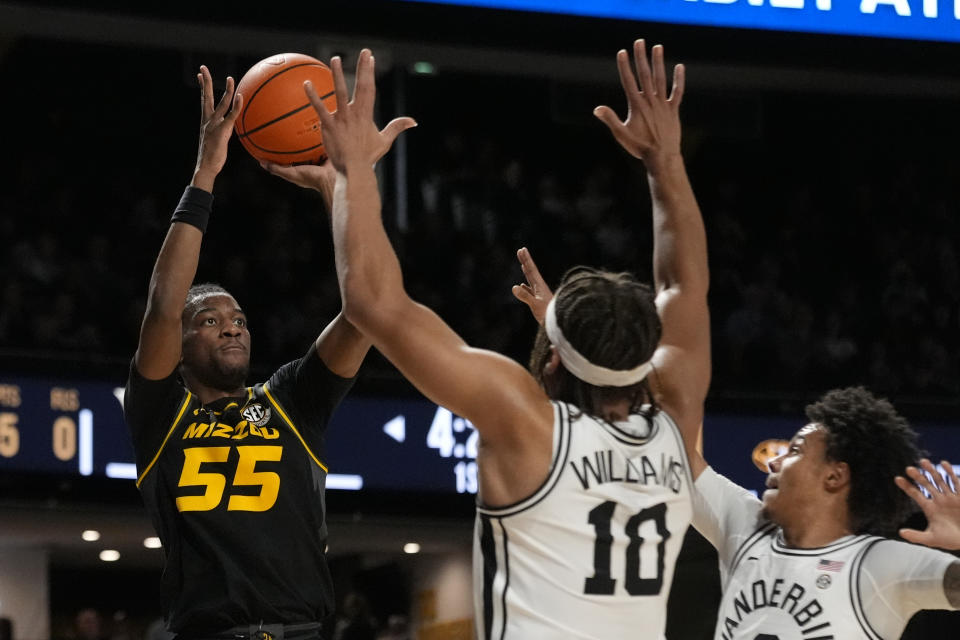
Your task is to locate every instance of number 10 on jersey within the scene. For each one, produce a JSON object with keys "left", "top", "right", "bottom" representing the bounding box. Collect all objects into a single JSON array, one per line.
[{"left": 584, "top": 500, "right": 670, "bottom": 596}]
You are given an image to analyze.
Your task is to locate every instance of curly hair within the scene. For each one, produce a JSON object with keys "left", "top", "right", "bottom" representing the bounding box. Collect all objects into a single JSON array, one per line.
[
  {"left": 528, "top": 266, "right": 662, "bottom": 419},
  {"left": 805, "top": 386, "right": 923, "bottom": 536}
]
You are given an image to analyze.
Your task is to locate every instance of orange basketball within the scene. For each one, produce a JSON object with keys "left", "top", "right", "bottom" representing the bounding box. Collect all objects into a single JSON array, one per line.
[{"left": 234, "top": 53, "right": 336, "bottom": 165}]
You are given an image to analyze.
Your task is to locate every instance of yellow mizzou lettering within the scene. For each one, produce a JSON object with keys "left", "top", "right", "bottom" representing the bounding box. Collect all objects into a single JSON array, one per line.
[
  {"left": 183, "top": 422, "right": 213, "bottom": 439},
  {"left": 182, "top": 421, "right": 279, "bottom": 440},
  {"left": 176, "top": 445, "right": 283, "bottom": 512}
]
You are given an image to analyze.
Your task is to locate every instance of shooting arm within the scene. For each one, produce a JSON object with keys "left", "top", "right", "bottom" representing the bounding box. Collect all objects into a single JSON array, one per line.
[{"left": 136, "top": 67, "right": 239, "bottom": 379}]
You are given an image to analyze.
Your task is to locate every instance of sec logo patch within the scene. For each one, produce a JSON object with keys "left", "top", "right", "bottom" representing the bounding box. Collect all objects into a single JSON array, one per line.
[{"left": 242, "top": 403, "right": 272, "bottom": 426}]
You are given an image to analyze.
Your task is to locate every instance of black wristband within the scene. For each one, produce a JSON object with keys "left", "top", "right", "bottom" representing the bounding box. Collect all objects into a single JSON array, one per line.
[{"left": 171, "top": 185, "right": 213, "bottom": 233}]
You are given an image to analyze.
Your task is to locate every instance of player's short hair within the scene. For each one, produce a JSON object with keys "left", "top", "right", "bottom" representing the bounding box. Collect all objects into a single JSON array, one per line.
[
  {"left": 529, "top": 267, "right": 661, "bottom": 419},
  {"left": 805, "top": 386, "right": 922, "bottom": 536},
  {"left": 182, "top": 283, "right": 233, "bottom": 322}
]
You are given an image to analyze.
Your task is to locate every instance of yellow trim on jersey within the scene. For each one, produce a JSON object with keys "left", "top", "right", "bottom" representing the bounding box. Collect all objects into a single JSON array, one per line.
[
  {"left": 262, "top": 382, "right": 328, "bottom": 472},
  {"left": 136, "top": 391, "right": 194, "bottom": 488}
]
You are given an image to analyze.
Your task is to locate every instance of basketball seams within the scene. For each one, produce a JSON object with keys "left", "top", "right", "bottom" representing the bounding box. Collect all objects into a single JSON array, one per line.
[
  {"left": 241, "top": 91, "right": 336, "bottom": 156},
  {"left": 239, "top": 103, "right": 313, "bottom": 139},
  {"left": 238, "top": 62, "right": 328, "bottom": 133},
  {"left": 235, "top": 55, "right": 336, "bottom": 164},
  {"left": 238, "top": 92, "right": 334, "bottom": 139}
]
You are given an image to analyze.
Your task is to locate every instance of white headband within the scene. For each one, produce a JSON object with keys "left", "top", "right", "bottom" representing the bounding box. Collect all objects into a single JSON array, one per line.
[{"left": 544, "top": 297, "right": 653, "bottom": 387}]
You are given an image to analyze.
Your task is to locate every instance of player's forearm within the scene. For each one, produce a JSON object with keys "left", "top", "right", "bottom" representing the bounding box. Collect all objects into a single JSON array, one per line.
[
  {"left": 648, "top": 153, "right": 708, "bottom": 295},
  {"left": 144, "top": 185, "right": 212, "bottom": 321},
  {"left": 314, "top": 312, "right": 371, "bottom": 378},
  {"left": 333, "top": 166, "right": 406, "bottom": 334},
  {"left": 191, "top": 166, "right": 218, "bottom": 193},
  {"left": 145, "top": 223, "right": 202, "bottom": 321},
  {"left": 135, "top": 219, "right": 202, "bottom": 376}
]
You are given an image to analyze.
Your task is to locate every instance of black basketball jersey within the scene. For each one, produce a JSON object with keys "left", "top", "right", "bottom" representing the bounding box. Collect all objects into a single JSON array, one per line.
[{"left": 124, "top": 346, "right": 354, "bottom": 634}]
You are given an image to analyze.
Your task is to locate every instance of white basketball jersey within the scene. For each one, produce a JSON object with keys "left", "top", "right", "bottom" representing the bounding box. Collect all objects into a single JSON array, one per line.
[
  {"left": 694, "top": 467, "right": 957, "bottom": 640},
  {"left": 473, "top": 401, "right": 693, "bottom": 640},
  {"left": 716, "top": 527, "right": 886, "bottom": 639}
]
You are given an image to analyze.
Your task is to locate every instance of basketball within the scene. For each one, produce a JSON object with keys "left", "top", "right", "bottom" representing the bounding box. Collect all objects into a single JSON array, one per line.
[{"left": 234, "top": 53, "right": 336, "bottom": 165}]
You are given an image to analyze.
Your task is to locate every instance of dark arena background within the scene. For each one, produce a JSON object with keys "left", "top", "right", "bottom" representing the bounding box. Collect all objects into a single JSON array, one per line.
[{"left": 0, "top": 1, "right": 958, "bottom": 639}]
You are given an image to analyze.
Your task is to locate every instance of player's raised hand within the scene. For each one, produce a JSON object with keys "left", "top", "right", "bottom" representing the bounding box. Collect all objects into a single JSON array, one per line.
[
  {"left": 260, "top": 159, "right": 339, "bottom": 212},
  {"left": 593, "top": 40, "right": 683, "bottom": 171},
  {"left": 302, "top": 49, "right": 416, "bottom": 175},
  {"left": 896, "top": 459, "right": 960, "bottom": 550},
  {"left": 511, "top": 247, "right": 553, "bottom": 326},
  {"left": 193, "top": 65, "right": 242, "bottom": 190}
]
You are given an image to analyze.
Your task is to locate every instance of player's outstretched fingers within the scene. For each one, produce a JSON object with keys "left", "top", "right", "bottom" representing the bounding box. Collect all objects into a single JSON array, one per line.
[
  {"left": 214, "top": 77, "right": 235, "bottom": 119},
  {"left": 670, "top": 64, "right": 686, "bottom": 107},
  {"left": 593, "top": 105, "right": 633, "bottom": 151},
  {"left": 380, "top": 117, "right": 418, "bottom": 145},
  {"left": 651, "top": 44, "right": 667, "bottom": 97},
  {"left": 304, "top": 80, "right": 335, "bottom": 130},
  {"left": 920, "top": 458, "right": 948, "bottom": 493},
  {"left": 512, "top": 283, "right": 535, "bottom": 306},
  {"left": 898, "top": 524, "right": 931, "bottom": 546},
  {"left": 942, "top": 460, "right": 959, "bottom": 491},
  {"left": 199, "top": 65, "right": 215, "bottom": 119},
  {"left": 330, "top": 56, "right": 350, "bottom": 111},
  {"left": 228, "top": 92, "right": 243, "bottom": 125},
  {"left": 615, "top": 49, "right": 639, "bottom": 96},
  {"left": 906, "top": 462, "right": 940, "bottom": 496},
  {"left": 354, "top": 49, "right": 376, "bottom": 115},
  {"left": 895, "top": 474, "right": 925, "bottom": 506},
  {"left": 632, "top": 39, "right": 653, "bottom": 95},
  {"left": 518, "top": 248, "right": 549, "bottom": 290}
]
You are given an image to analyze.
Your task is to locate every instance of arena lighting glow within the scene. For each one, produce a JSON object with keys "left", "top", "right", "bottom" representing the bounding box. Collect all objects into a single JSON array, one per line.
[
  {"left": 99, "top": 549, "right": 120, "bottom": 562},
  {"left": 78, "top": 408, "right": 94, "bottom": 476},
  {"left": 106, "top": 463, "right": 137, "bottom": 479},
  {"left": 143, "top": 537, "right": 162, "bottom": 549},
  {"left": 412, "top": 61, "right": 437, "bottom": 74},
  {"left": 398, "top": 0, "right": 960, "bottom": 43},
  {"left": 81, "top": 530, "right": 100, "bottom": 542},
  {"left": 403, "top": 542, "right": 421, "bottom": 554}
]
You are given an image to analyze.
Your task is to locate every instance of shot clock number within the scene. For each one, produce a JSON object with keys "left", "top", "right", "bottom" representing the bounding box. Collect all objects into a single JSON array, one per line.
[{"left": 427, "top": 407, "right": 479, "bottom": 494}]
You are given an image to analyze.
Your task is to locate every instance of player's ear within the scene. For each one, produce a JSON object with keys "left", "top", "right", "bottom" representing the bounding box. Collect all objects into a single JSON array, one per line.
[
  {"left": 824, "top": 460, "right": 850, "bottom": 493},
  {"left": 543, "top": 346, "right": 560, "bottom": 376}
]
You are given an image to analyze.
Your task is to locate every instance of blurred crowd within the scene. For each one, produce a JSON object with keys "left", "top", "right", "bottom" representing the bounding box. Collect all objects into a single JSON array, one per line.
[{"left": 1, "top": 42, "right": 958, "bottom": 402}]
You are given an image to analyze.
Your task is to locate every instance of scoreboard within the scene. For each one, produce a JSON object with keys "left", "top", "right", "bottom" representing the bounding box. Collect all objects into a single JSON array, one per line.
[
  {"left": 0, "top": 374, "right": 481, "bottom": 495},
  {"left": 0, "top": 379, "right": 135, "bottom": 480},
  {"left": 1, "top": 373, "right": 957, "bottom": 497}
]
